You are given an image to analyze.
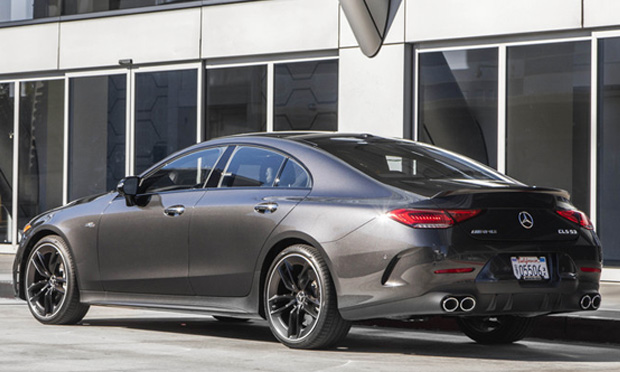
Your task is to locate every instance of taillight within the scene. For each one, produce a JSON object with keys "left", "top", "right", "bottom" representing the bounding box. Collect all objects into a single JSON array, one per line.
[
  {"left": 388, "top": 209, "right": 482, "bottom": 229},
  {"left": 556, "top": 210, "right": 593, "bottom": 230}
]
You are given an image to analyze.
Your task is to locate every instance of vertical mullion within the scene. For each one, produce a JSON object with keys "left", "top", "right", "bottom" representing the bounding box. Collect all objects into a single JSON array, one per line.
[
  {"left": 197, "top": 64, "right": 204, "bottom": 143},
  {"left": 413, "top": 46, "right": 420, "bottom": 141},
  {"left": 497, "top": 45, "right": 507, "bottom": 174},
  {"left": 127, "top": 69, "right": 135, "bottom": 176},
  {"left": 266, "top": 63, "right": 274, "bottom": 132},
  {"left": 63, "top": 78, "right": 70, "bottom": 205},
  {"left": 590, "top": 37, "right": 598, "bottom": 228},
  {"left": 11, "top": 81, "right": 19, "bottom": 251}
]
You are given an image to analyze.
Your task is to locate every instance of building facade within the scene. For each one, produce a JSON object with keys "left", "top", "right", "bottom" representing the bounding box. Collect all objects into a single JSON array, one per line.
[{"left": 0, "top": 0, "right": 619, "bottom": 279}]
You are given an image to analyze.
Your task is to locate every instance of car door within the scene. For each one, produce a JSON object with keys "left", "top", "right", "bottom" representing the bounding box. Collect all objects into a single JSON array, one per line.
[
  {"left": 98, "top": 147, "right": 224, "bottom": 295},
  {"left": 189, "top": 146, "right": 312, "bottom": 297}
]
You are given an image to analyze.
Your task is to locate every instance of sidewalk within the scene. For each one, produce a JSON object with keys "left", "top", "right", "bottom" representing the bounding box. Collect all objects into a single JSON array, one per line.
[{"left": 2, "top": 253, "right": 619, "bottom": 344}]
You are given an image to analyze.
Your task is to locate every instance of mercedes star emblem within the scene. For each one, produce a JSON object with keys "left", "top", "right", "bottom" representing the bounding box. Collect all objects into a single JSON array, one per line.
[{"left": 518, "top": 211, "right": 534, "bottom": 229}]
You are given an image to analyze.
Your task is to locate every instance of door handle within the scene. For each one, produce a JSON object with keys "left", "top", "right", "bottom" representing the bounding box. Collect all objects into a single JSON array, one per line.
[
  {"left": 164, "top": 205, "right": 185, "bottom": 217},
  {"left": 254, "top": 202, "right": 278, "bottom": 214}
]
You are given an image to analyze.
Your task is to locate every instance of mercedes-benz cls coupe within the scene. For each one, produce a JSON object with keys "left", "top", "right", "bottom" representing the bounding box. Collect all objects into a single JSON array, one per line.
[{"left": 13, "top": 133, "right": 602, "bottom": 349}]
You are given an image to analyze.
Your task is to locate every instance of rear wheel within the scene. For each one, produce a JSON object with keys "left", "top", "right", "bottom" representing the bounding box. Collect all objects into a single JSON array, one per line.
[
  {"left": 24, "top": 235, "right": 89, "bottom": 325},
  {"left": 456, "top": 315, "right": 536, "bottom": 344},
  {"left": 264, "top": 244, "right": 350, "bottom": 349}
]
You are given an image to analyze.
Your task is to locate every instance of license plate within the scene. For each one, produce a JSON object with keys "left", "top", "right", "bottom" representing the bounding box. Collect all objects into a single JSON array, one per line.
[{"left": 511, "top": 256, "right": 550, "bottom": 281}]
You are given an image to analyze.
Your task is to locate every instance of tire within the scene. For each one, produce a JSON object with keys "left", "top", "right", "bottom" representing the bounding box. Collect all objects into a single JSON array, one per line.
[
  {"left": 24, "top": 235, "right": 90, "bottom": 325},
  {"left": 456, "top": 315, "right": 536, "bottom": 344},
  {"left": 213, "top": 316, "right": 250, "bottom": 323},
  {"left": 264, "top": 244, "right": 351, "bottom": 349}
]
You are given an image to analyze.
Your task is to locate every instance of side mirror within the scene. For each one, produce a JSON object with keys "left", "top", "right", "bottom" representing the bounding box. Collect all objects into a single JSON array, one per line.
[{"left": 117, "top": 176, "right": 140, "bottom": 206}]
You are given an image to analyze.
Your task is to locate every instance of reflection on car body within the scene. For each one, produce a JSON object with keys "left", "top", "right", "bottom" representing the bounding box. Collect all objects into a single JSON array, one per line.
[{"left": 13, "top": 133, "right": 602, "bottom": 349}]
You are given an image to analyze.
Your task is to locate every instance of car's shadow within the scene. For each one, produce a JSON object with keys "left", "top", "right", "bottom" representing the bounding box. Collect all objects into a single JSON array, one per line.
[{"left": 79, "top": 317, "right": 620, "bottom": 363}]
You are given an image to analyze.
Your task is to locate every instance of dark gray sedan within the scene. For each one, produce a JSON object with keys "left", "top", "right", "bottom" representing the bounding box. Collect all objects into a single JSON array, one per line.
[{"left": 13, "top": 133, "right": 602, "bottom": 349}]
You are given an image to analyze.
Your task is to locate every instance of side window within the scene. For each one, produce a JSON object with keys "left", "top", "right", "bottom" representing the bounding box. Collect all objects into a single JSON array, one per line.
[
  {"left": 275, "top": 159, "right": 311, "bottom": 188},
  {"left": 141, "top": 147, "right": 223, "bottom": 193},
  {"left": 222, "top": 147, "right": 286, "bottom": 187}
]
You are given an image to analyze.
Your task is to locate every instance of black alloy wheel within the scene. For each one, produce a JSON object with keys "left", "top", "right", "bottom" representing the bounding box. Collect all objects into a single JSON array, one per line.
[
  {"left": 456, "top": 315, "right": 536, "bottom": 344},
  {"left": 265, "top": 244, "right": 350, "bottom": 349},
  {"left": 25, "top": 235, "right": 89, "bottom": 325}
]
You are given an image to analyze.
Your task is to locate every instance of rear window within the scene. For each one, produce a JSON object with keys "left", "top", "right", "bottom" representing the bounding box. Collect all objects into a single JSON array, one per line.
[{"left": 311, "top": 136, "right": 514, "bottom": 190}]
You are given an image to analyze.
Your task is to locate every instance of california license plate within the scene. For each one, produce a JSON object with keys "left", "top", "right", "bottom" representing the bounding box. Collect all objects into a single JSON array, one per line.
[{"left": 511, "top": 256, "right": 550, "bottom": 281}]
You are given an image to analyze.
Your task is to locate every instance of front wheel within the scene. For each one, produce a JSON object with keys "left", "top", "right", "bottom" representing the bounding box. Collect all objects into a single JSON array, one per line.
[
  {"left": 24, "top": 235, "right": 90, "bottom": 325},
  {"left": 456, "top": 315, "right": 536, "bottom": 344},
  {"left": 264, "top": 244, "right": 351, "bottom": 349}
]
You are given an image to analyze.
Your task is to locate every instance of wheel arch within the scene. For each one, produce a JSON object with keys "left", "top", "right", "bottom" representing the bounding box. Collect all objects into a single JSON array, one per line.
[
  {"left": 17, "top": 227, "right": 75, "bottom": 300},
  {"left": 257, "top": 235, "right": 334, "bottom": 318}
]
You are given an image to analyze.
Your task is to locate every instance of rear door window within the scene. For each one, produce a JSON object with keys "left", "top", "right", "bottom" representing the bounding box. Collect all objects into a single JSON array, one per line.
[{"left": 221, "top": 147, "right": 286, "bottom": 188}]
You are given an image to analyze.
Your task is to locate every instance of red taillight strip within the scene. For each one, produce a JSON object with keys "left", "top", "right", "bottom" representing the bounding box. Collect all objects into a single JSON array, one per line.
[
  {"left": 580, "top": 267, "right": 602, "bottom": 273},
  {"left": 556, "top": 210, "right": 594, "bottom": 230},
  {"left": 434, "top": 268, "right": 475, "bottom": 274},
  {"left": 388, "top": 209, "right": 482, "bottom": 229}
]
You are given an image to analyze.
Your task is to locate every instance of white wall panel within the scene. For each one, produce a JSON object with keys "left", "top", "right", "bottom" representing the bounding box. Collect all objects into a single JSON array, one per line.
[
  {"left": 406, "top": 0, "right": 582, "bottom": 42},
  {"left": 340, "top": 1, "right": 405, "bottom": 48},
  {"left": 339, "top": 44, "right": 405, "bottom": 138},
  {"left": 0, "top": 23, "right": 59, "bottom": 74},
  {"left": 584, "top": 0, "right": 620, "bottom": 28},
  {"left": 202, "top": 0, "right": 338, "bottom": 59},
  {"left": 59, "top": 8, "right": 201, "bottom": 69}
]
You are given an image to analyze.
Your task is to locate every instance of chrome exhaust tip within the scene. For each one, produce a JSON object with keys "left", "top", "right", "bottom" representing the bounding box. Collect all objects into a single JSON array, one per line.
[
  {"left": 441, "top": 297, "right": 459, "bottom": 312},
  {"left": 460, "top": 296, "right": 476, "bottom": 312},
  {"left": 591, "top": 294, "right": 602, "bottom": 310},
  {"left": 580, "top": 294, "right": 592, "bottom": 310}
]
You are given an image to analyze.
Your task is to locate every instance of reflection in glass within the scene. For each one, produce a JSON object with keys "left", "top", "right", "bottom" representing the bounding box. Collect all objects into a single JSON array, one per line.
[
  {"left": 506, "top": 41, "right": 591, "bottom": 213},
  {"left": 274, "top": 60, "right": 338, "bottom": 131},
  {"left": 18, "top": 80, "right": 64, "bottom": 229},
  {"left": 0, "top": 0, "right": 61, "bottom": 22},
  {"left": 205, "top": 66, "right": 266, "bottom": 139},
  {"left": 62, "top": 0, "right": 196, "bottom": 15},
  {"left": 135, "top": 69, "right": 197, "bottom": 174},
  {"left": 0, "top": 84, "right": 14, "bottom": 243},
  {"left": 598, "top": 37, "right": 620, "bottom": 263},
  {"left": 69, "top": 75, "right": 126, "bottom": 201},
  {"left": 419, "top": 49, "right": 498, "bottom": 167}
]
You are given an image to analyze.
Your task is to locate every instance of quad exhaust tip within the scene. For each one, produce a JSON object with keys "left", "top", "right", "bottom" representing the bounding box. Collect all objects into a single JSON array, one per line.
[
  {"left": 441, "top": 296, "right": 476, "bottom": 313},
  {"left": 441, "top": 297, "right": 459, "bottom": 312},
  {"left": 580, "top": 293, "right": 602, "bottom": 310}
]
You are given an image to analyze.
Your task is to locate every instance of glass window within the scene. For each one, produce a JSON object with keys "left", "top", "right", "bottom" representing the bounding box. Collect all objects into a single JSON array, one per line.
[
  {"left": 18, "top": 80, "right": 64, "bottom": 229},
  {"left": 135, "top": 69, "right": 197, "bottom": 174},
  {"left": 274, "top": 60, "right": 338, "bottom": 131},
  {"left": 598, "top": 37, "right": 620, "bottom": 264},
  {"left": 506, "top": 41, "right": 591, "bottom": 213},
  {"left": 205, "top": 66, "right": 266, "bottom": 139},
  {"left": 311, "top": 136, "right": 513, "bottom": 195},
  {"left": 62, "top": 0, "right": 196, "bottom": 15},
  {"left": 275, "top": 159, "right": 310, "bottom": 188},
  {"left": 69, "top": 75, "right": 126, "bottom": 201},
  {"left": 221, "top": 147, "right": 285, "bottom": 188},
  {"left": 0, "top": 0, "right": 60, "bottom": 22},
  {"left": 141, "top": 147, "right": 223, "bottom": 194},
  {"left": 0, "top": 84, "right": 14, "bottom": 244},
  {"left": 419, "top": 49, "right": 498, "bottom": 167}
]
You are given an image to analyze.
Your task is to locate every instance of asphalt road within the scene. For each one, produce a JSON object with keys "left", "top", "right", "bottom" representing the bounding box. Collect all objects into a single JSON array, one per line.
[{"left": 1, "top": 298, "right": 620, "bottom": 372}]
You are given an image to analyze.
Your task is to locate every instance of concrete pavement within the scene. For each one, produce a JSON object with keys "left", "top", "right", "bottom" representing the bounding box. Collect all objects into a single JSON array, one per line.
[{"left": 2, "top": 253, "right": 620, "bottom": 345}]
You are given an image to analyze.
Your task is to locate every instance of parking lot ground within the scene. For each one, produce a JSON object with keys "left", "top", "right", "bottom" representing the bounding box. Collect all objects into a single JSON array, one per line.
[{"left": 1, "top": 298, "right": 620, "bottom": 372}]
